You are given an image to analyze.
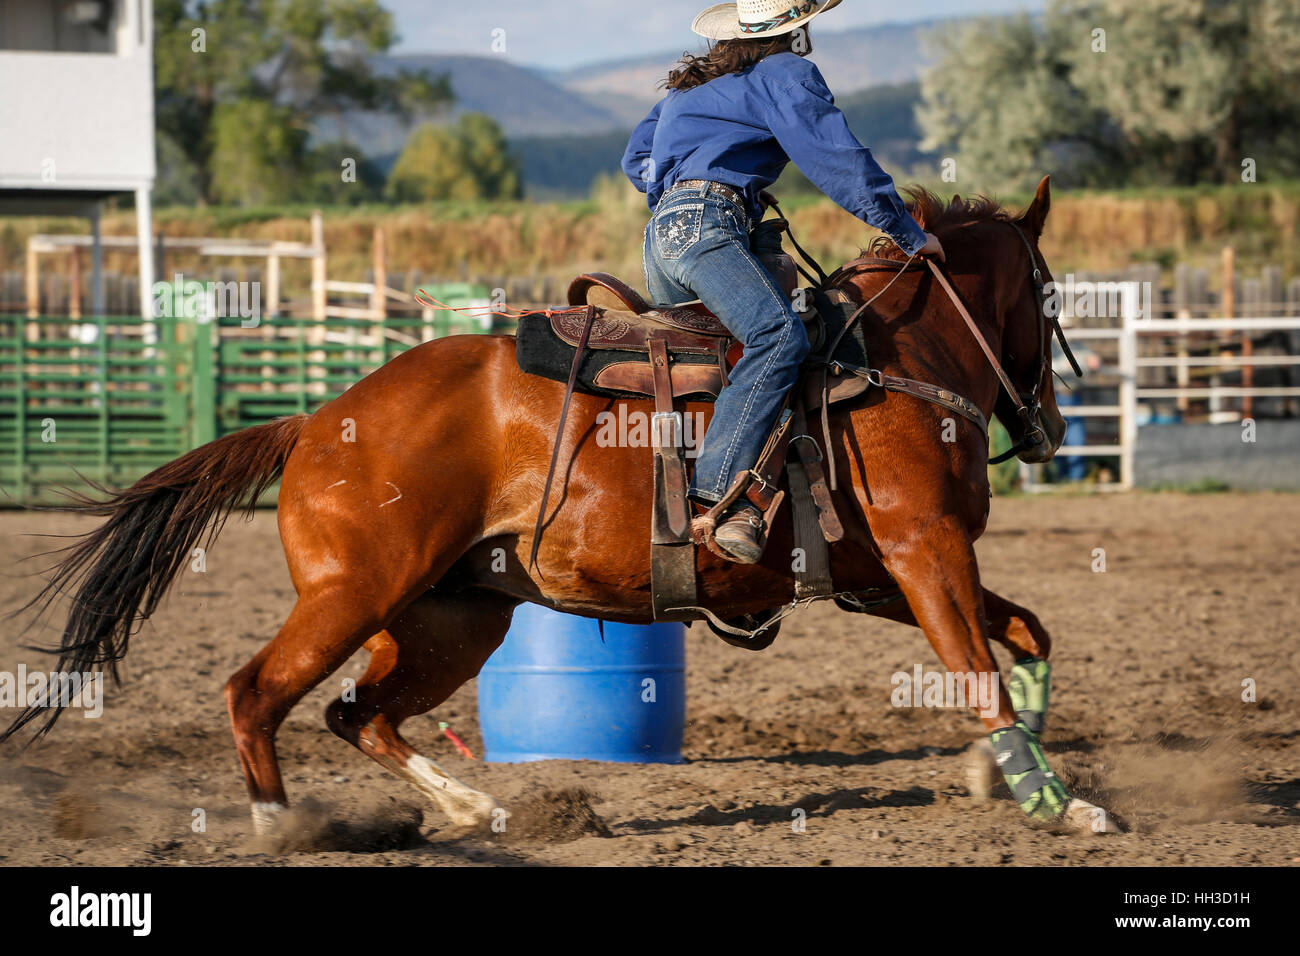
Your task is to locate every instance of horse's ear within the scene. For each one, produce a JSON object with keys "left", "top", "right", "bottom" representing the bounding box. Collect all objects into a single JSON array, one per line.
[{"left": 1017, "top": 175, "right": 1052, "bottom": 240}]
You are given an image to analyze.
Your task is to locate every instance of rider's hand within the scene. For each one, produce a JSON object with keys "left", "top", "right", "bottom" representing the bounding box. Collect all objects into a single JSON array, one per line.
[{"left": 918, "top": 232, "right": 946, "bottom": 263}]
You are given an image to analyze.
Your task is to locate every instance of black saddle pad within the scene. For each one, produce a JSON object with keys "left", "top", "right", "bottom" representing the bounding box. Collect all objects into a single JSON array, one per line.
[
  {"left": 812, "top": 287, "right": 869, "bottom": 369},
  {"left": 515, "top": 312, "right": 722, "bottom": 400}
]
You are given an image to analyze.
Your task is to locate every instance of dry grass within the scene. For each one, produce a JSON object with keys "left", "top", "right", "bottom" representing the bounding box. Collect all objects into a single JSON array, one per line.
[{"left": 3, "top": 183, "right": 1297, "bottom": 301}]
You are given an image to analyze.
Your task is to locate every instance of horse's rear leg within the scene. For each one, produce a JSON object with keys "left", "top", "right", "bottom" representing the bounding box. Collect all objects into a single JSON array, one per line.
[
  {"left": 879, "top": 518, "right": 1114, "bottom": 830},
  {"left": 225, "top": 586, "right": 383, "bottom": 833},
  {"left": 325, "top": 590, "right": 516, "bottom": 828}
]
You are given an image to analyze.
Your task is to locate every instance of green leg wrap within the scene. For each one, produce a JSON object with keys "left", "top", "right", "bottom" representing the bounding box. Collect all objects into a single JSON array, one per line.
[
  {"left": 990, "top": 721, "right": 1071, "bottom": 822},
  {"left": 1007, "top": 657, "right": 1051, "bottom": 735}
]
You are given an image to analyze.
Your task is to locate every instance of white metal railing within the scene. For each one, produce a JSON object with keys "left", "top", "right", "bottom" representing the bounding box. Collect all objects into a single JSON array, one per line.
[{"left": 1021, "top": 285, "right": 1300, "bottom": 491}]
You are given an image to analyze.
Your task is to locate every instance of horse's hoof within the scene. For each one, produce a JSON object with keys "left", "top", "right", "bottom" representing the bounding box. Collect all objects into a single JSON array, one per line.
[
  {"left": 965, "top": 739, "right": 997, "bottom": 804},
  {"left": 1064, "top": 797, "right": 1121, "bottom": 834},
  {"left": 250, "top": 801, "right": 288, "bottom": 835},
  {"left": 446, "top": 793, "right": 504, "bottom": 829}
]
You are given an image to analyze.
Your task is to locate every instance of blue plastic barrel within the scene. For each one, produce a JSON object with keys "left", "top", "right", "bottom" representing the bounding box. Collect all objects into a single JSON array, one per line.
[{"left": 477, "top": 604, "right": 686, "bottom": 763}]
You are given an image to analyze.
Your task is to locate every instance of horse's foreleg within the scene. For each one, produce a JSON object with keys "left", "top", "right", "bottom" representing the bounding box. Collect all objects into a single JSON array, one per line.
[
  {"left": 981, "top": 589, "right": 1051, "bottom": 660},
  {"left": 878, "top": 518, "right": 1113, "bottom": 830},
  {"left": 964, "top": 589, "right": 1055, "bottom": 809},
  {"left": 877, "top": 518, "right": 1014, "bottom": 729},
  {"left": 873, "top": 587, "right": 1054, "bottom": 732},
  {"left": 324, "top": 590, "right": 516, "bottom": 829},
  {"left": 981, "top": 590, "right": 1055, "bottom": 742}
]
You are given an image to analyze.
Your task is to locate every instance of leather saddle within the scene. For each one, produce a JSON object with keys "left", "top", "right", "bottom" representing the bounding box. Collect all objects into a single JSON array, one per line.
[
  {"left": 528, "top": 270, "right": 868, "bottom": 410},
  {"left": 567, "top": 272, "right": 726, "bottom": 335},
  {"left": 519, "top": 260, "right": 873, "bottom": 641},
  {"left": 549, "top": 267, "right": 863, "bottom": 404},
  {"left": 557, "top": 274, "right": 738, "bottom": 400}
]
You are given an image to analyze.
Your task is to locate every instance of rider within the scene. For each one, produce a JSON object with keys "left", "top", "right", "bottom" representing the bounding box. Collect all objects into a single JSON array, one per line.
[{"left": 622, "top": 0, "right": 944, "bottom": 565}]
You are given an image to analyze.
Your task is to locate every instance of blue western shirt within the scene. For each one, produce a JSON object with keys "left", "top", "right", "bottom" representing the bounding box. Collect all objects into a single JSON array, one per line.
[{"left": 621, "top": 52, "right": 927, "bottom": 256}]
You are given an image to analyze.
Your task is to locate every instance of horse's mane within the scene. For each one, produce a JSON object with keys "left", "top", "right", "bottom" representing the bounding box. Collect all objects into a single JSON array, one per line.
[{"left": 866, "top": 188, "right": 1017, "bottom": 260}]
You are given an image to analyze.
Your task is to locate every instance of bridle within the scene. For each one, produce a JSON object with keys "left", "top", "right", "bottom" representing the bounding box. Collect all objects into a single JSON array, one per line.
[
  {"left": 929, "top": 221, "right": 1082, "bottom": 464},
  {"left": 994, "top": 221, "right": 1082, "bottom": 462},
  {"left": 794, "top": 212, "right": 1082, "bottom": 467}
]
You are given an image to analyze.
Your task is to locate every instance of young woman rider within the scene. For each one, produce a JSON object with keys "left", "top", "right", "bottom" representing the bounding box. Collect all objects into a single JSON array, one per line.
[{"left": 623, "top": 0, "right": 944, "bottom": 564}]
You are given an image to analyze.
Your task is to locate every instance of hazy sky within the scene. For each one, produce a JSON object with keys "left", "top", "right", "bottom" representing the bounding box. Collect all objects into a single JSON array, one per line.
[{"left": 385, "top": 0, "right": 1045, "bottom": 68}]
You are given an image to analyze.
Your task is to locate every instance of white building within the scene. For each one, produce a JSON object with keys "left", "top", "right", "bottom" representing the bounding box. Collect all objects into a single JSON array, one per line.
[{"left": 0, "top": 0, "right": 155, "bottom": 316}]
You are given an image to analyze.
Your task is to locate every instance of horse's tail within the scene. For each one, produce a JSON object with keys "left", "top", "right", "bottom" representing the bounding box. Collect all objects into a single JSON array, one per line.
[{"left": 3, "top": 414, "right": 310, "bottom": 743}]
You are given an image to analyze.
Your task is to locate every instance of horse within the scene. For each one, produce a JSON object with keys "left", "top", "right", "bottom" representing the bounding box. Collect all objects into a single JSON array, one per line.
[{"left": 5, "top": 175, "right": 1117, "bottom": 835}]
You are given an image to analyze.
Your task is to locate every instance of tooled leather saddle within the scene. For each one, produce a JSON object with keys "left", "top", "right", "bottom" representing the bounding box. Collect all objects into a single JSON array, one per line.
[{"left": 514, "top": 248, "right": 878, "bottom": 646}]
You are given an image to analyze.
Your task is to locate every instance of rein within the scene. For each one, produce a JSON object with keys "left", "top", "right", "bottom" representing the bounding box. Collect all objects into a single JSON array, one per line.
[
  {"left": 767, "top": 199, "right": 829, "bottom": 286},
  {"left": 779, "top": 209, "right": 1075, "bottom": 466},
  {"left": 923, "top": 255, "right": 1046, "bottom": 464}
]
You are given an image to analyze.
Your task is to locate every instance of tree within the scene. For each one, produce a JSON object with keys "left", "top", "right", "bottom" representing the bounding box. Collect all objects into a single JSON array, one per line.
[
  {"left": 917, "top": 0, "right": 1300, "bottom": 191},
  {"left": 918, "top": 10, "right": 1110, "bottom": 191},
  {"left": 154, "top": 131, "right": 203, "bottom": 206},
  {"left": 456, "top": 113, "right": 523, "bottom": 201},
  {"left": 299, "top": 142, "right": 387, "bottom": 205},
  {"left": 154, "top": 0, "right": 451, "bottom": 205},
  {"left": 385, "top": 115, "right": 522, "bottom": 203},
  {"left": 207, "top": 99, "right": 304, "bottom": 205},
  {"left": 1074, "top": 0, "right": 1300, "bottom": 184}
]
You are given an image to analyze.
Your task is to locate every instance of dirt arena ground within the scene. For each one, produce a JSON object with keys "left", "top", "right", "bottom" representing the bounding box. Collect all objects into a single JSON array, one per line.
[{"left": 0, "top": 492, "right": 1296, "bottom": 867}]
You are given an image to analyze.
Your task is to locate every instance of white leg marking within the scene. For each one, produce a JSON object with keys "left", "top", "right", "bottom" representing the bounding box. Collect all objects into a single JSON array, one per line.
[
  {"left": 1064, "top": 797, "right": 1121, "bottom": 834},
  {"left": 399, "top": 754, "right": 500, "bottom": 827},
  {"left": 251, "top": 801, "right": 288, "bottom": 835}
]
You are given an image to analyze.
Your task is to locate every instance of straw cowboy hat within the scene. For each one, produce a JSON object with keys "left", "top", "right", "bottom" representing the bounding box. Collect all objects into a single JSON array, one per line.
[{"left": 692, "top": 0, "right": 844, "bottom": 41}]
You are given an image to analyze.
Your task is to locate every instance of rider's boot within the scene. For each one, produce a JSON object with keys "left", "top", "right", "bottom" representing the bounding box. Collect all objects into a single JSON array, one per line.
[
  {"left": 711, "top": 500, "right": 766, "bottom": 565},
  {"left": 691, "top": 407, "right": 792, "bottom": 566}
]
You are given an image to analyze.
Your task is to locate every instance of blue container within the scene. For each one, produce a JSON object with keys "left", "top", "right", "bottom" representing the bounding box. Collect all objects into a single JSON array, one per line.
[{"left": 478, "top": 604, "right": 686, "bottom": 763}]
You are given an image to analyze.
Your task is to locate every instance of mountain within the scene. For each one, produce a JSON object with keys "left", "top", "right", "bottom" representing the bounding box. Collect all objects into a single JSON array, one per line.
[
  {"left": 512, "top": 130, "right": 633, "bottom": 201},
  {"left": 513, "top": 82, "right": 932, "bottom": 200},
  {"left": 556, "top": 18, "right": 942, "bottom": 118},
  {"left": 321, "top": 19, "right": 950, "bottom": 195},
  {"left": 316, "top": 53, "right": 635, "bottom": 158},
  {"left": 839, "top": 82, "right": 931, "bottom": 167}
]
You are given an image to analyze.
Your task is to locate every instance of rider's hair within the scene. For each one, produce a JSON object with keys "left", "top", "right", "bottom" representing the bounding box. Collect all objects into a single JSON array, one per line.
[{"left": 663, "top": 32, "right": 811, "bottom": 92}]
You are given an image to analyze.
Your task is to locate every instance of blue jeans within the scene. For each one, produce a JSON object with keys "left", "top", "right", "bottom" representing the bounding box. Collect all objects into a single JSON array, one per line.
[
  {"left": 642, "top": 184, "right": 810, "bottom": 504},
  {"left": 1057, "top": 389, "right": 1088, "bottom": 481}
]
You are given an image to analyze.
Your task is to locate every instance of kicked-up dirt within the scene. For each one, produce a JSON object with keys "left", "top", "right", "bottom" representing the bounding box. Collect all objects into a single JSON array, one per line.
[{"left": 0, "top": 492, "right": 1297, "bottom": 866}]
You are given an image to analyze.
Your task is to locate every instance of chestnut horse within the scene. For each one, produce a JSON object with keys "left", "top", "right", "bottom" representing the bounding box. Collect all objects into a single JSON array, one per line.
[{"left": 7, "top": 177, "right": 1116, "bottom": 835}]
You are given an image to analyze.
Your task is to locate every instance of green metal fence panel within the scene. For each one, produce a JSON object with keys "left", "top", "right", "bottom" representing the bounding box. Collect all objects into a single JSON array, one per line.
[
  {"left": 190, "top": 316, "right": 218, "bottom": 447},
  {"left": 0, "top": 315, "right": 193, "bottom": 504},
  {"left": 0, "top": 284, "right": 493, "bottom": 505}
]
